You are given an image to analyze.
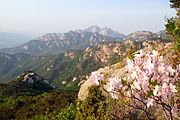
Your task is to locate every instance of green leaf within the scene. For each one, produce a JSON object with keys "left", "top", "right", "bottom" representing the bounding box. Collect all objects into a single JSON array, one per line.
[{"left": 147, "top": 90, "right": 153, "bottom": 97}]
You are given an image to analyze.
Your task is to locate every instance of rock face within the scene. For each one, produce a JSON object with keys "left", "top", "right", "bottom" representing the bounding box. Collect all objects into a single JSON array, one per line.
[
  {"left": 83, "top": 41, "right": 143, "bottom": 64},
  {"left": 78, "top": 63, "right": 127, "bottom": 100},
  {"left": 78, "top": 67, "right": 109, "bottom": 100},
  {"left": 21, "top": 71, "right": 55, "bottom": 88}
]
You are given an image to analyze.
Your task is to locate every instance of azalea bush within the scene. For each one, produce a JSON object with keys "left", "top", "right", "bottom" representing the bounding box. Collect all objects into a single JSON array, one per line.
[{"left": 89, "top": 49, "right": 180, "bottom": 120}]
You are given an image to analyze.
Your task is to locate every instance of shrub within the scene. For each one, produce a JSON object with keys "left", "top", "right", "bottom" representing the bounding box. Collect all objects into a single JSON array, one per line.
[
  {"left": 76, "top": 85, "right": 111, "bottom": 120},
  {"left": 57, "top": 103, "right": 76, "bottom": 120}
]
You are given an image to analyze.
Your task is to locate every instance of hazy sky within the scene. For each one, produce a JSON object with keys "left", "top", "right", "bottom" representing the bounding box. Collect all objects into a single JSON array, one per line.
[{"left": 0, "top": 0, "right": 176, "bottom": 35}]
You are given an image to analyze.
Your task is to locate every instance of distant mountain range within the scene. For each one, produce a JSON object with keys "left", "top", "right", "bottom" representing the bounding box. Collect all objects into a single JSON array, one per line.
[
  {"left": 0, "top": 26, "right": 167, "bottom": 56},
  {"left": 0, "top": 31, "right": 122, "bottom": 56},
  {"left": 0, "top": 32, "right": 35, "bottom": 49}
]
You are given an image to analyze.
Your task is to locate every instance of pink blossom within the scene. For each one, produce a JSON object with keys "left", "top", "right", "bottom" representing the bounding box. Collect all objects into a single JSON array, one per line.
[
  {"left": 152, "top": 50, "right": 158, "bottom": 57},
  {"left": 153, "top": 85, "right": 161, "bottom": 96},
  {"left": 170, "top": 83, "right": 177, "bottom": 93},
  {"left": 89, "top": 71, "right": 104, "bottom": 85},
  {"left": 90, "top": 49, "right": 180, "bottom": 117},
  {"left": 124, "top": 49, "right": 179, "bottom": 108},
  {"left": 158, "top": 64, "right": 165, "bottom": 74},
  {"left": 110, "top": 93, "right": 118, "bottom": 99},
  {"left": 107, "top": 77, "right": 122, "bottom": 92},
  {"left": 134, "top": 50, "right": 145, "bottom": 58},
  {"left": 133, "top": 80, "right": 141, "bottom": 90},
  {"left": 126, "top": 58, "right": 134, "bottom": 71},
  {"left": 167, "top": 66, "right": 176, "bottom": 76},
  {"left": 147, "top": 98, "right": 154, "bottom": 107}
]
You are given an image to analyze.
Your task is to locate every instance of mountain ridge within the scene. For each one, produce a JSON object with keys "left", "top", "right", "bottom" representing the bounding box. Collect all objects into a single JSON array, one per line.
[
  {"left": 0, "top": 40, "right": 148, "bottom": 90},
  {"left": 0, "top": 26, "right": 167, "bottom": 56},
  {"left": 0, "top": 26, "right": 125, "bottom": 55}
]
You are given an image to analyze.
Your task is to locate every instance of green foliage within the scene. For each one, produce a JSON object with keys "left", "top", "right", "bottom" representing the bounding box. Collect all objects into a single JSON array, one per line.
[
  {"left": 0, "top": 83, "right": 6, "bottom": 97},
  {"left": 76, "top": 85, "right": 111, "bottom": 120},
  {"left": 175, "top": 80, "right": 180, "bottom": 97},
  {"left": 17, "top": 96, "right": 26, "bottom": 102},
  {"left": 0, "top": 90, "right": 76, "bottom": 120},
  {"left": 51, "top": 52, "right": 102, "bottom": 91},
  {"left": 0, "top": 96, "right": 16, "bottom": 108},
  {"left": 0, "top": 50, "right": 103, "bottom": 92},
  {"left": 30, "top": 115, "right": 49, "bottom": 120},
  {"left": 110, "top": 54, "right": 121, "bottom": 64},
  {"left": 127, "top": 48, "right": 136, "bottom": 60},
  {"left": 166, "top": 17, "right": 180, "bottom": 52},
  {"left": 170, "top": 0, "right": 180, "bottom": 8},
  {"left": 3, "top": 77, "right": 54, "bottom": 97},
  {"left": 165, "top": 18, "right": 177, "bottom": 35},
  {"left": 57, "top": 103, "right": 77, "bottom": 120}
]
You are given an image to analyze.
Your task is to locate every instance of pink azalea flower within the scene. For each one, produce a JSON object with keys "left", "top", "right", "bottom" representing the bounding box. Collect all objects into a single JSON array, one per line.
[
  {"left": 147, "top": 98, "right": 154, "bottom": 107},
  {"left": 89, "top": 71, "right": 104, "bottom": 85},
  {"left": 170, "top": 83, "right": 177, "bottom": 93}
]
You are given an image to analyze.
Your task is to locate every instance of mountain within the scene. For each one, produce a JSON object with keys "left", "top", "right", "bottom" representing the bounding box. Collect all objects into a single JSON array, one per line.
[
  {"left": 0, "top": 32, "right": 34, "bottom": 49},
  {"left": 125, "top": 30, "right": 169, "bottom": 41},
  {"left": 84, "top": 25, "right": 126, "bottom": 39},
  {"left": 125, "top": 31, "right": 155, "bottom": 41},
  {"left": 0, "top": 52, "right": 31, "bottom": 78},
  {"left": 0, "top": 27, "right": 168, "bottom": 56},
  {"left": 0, "top": 30, "right": 122, "bottom": 56},
  {"left": 0, "top": 40, "right": 145, "bottom": 90}
]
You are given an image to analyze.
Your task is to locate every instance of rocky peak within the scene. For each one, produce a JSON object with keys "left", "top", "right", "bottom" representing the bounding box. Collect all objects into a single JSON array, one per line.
[
  {"left": 20, "top": 70, "right": 55, "bottom": 88},
  {"left": 125, "top": 31, "right": 153, "bottom": 41},
  {"left": 3, "top": 71, "right": 55, "bottom": 96},
  {"left": 37, "top": 33, "right": 61, "bottom": 41},
  {"left": 84, "top": 26, "right": 125, "bottom": 39},
  {"left": 84, "top": 25, "right": 101, "bottom": 33}
]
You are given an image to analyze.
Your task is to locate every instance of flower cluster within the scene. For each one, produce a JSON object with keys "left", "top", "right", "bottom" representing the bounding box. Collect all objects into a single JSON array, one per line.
[
  {"left": 126, "top": 50, "right": 179, "bottom": 107},
  {"left": 88, "top": 49, "right": 179, "bottom": 118},
  {"left": 89, "top": 71, "right": 104, "bottom": 86},
  {"left": 106, "top": 77, "right": 122, "bottom": 99},
  {"left": 124, "top": 50, "right": 179, "bottom": 108}
]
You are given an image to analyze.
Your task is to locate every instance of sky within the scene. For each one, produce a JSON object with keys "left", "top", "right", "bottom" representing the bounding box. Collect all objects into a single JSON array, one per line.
[{"left": 0, "top": 0, "right": 176, "bottom": 35}]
